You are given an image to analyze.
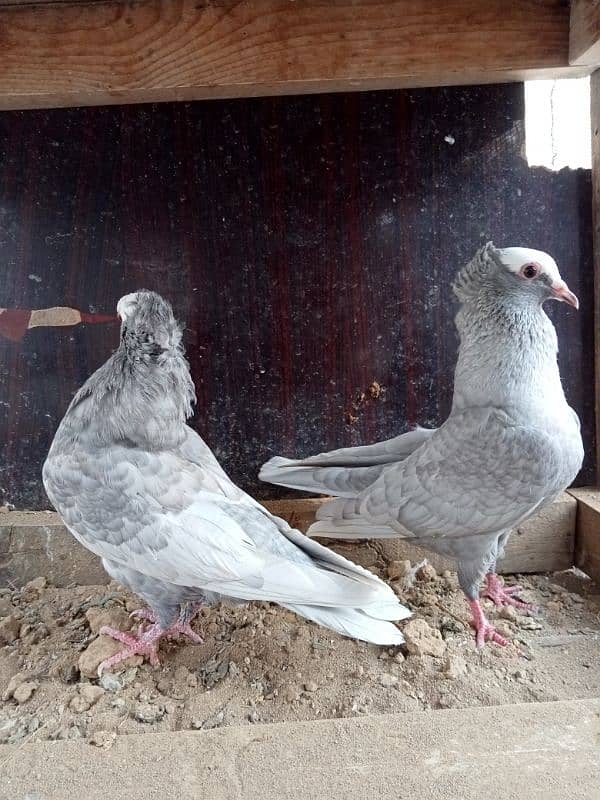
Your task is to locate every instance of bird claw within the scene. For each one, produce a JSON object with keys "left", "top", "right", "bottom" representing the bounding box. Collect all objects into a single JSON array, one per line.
[
  {"left": 97, "top": 607, "right": 203, "bottom": 674},
  {"left": 129, "top": 608, "right": 204, "bottom": 644},
  {"left": 97, "top": 624, "right": 161, "bottom": 674},
  {"left": 468, "top": 599, "right": 509, "bottom": 649},
  {"left": 482, "top": 574, "right": 538, "bottom": 614},
  {"left": 474, "top": 621, "right": 509, "bottom": 649}
]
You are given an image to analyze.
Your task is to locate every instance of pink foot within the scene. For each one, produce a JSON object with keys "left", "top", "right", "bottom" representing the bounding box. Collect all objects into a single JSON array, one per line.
[
  {"left": 482, "top": 573, "right": 537, "bottom": 613},
  {"left": 97, "top": 608, "right": 203, "bottom": 674},
  {"left": 129, "top": 608, "right": 204, "bottom": 644},
  {"left": 468, "top": 599, "right": 509, "bottom": 649}
]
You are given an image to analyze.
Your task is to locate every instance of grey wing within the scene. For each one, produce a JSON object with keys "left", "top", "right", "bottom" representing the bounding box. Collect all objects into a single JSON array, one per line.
[
  {"left": 44, "top": 446, "right": 392, "bottom": 609},
  {"left": 313, "top": 408, "right": 559, "bottom": 540},
  {"left": 43, "top": 447, "right": 266, "bottom": 588},
  {"left": 259, "top": 426, "right": 436, "bottom": 497}
]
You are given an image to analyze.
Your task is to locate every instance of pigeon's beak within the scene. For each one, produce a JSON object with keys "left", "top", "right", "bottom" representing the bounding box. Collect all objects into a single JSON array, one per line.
[{"left": 550, "top": 281, "right": 579, "bottom": 310}]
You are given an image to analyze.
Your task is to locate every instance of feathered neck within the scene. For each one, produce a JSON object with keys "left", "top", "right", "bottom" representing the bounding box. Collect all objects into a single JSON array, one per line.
[
  {"left": 452, "top": 295, "right": 563, "bottom": 415},
  {"left": 57, "top": 343, "right": 196, "bottom": 451}
]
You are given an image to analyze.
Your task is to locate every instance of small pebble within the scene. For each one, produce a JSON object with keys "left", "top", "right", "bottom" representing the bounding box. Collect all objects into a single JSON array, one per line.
[
  {"left": 100, "top": 672, "right": 126, "bottom": 693},
  {"left": 79, "top": 684, "right": 105, "bottom": 705},
  {"left": 13, "top": 681, "right": 38, "bottom": 704},
  {"left": 379, "top": 673, "right": 398, "bottom": 688},
  {"left": 0, "top": 615, "right": 22, "bottom": 644},
  {"left": 2, "top": 672, "right": 27, "bottom": 701},
  {"left": 0, "top": 596, "right": 13, "bottom": 616},
  {"left": 88, "top": 730, "right": 116, "bottom": 748},
  {"left": 304, "top": 681, "right": 318, "bottom": 693},
  {"left": 284, "top": 685, "right": 301, "bottom": 702},
  {"left": 443, "top": 655, "right": 467, "bottom": 680},
  {"left": 387, "top": 560, "right": 411, "bottom": 581},
  {"left": 403, "top": 619, "right": 446, "bottom": 658},
  {"left": 497, "top": 606, "right": 518, "bottom": 622},
  {"left": 416, "top": 563, "right": 437, "bottom": 582},
  {"left": 518, "top": 617, "right": 543, "bottom": 631},
  {"left": 26, "top": 577, "right": 47, "bottom": 592},
  {"left": 60, "top": 664, "right": 80, "bottom": 684},
  {"left": 192, "top": 709, "right": 225, "bottom": 730},
  {"left": 134, "top": 703, "right": 165, "bottom": 724}
]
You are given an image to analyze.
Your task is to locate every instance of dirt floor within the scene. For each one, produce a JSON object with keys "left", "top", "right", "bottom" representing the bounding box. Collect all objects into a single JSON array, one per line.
[{"left": 0, "top": 561, "right": 599, "bottom": 749}]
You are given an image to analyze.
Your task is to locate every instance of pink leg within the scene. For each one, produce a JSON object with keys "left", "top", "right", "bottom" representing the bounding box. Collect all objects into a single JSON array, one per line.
[
  {"left": 468, "top": 599, "right": 509, "bottom": 649},
  {"left": 129, "top": 608, "right": 203, "bottom": 643},
  {"left": 97, "top": 606, "right": 203, "bottom": 675},
  {"left": 482, "top": 573, "right": 537, "bottom": 613}
]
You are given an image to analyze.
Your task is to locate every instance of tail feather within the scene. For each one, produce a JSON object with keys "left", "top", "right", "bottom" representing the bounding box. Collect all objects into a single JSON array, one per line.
[
  {"left": 309, "top": 519, "right": 401, "bottom": 540},
  {"left": 259, "top": 428, "right": 436, "bottom": 497},
  {"left": 259, "top": 457, "right": 387, "bottom": 497},
  {"left": 285, "top": 603, "right": 406, "bottom": 646}
]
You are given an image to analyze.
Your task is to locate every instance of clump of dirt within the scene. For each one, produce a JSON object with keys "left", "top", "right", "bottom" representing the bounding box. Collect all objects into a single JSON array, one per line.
[{"left": 0, "top": 565, "right": 598, "bottom": 747}]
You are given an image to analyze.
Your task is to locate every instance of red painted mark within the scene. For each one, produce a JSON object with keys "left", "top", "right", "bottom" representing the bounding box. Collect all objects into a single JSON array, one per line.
[
  {"left": 80, "top": 313, "right": 120, "bottom": 325},
  {"left": 0, "top": 309, "right": 119, "bottom": 341},
  {"left": 0, "top": 310, "right": 32, "bottom": 341}
]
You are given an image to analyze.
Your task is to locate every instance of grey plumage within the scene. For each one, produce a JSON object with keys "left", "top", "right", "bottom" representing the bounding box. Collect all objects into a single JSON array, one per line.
[
  {"left": 260, "top": 243, "right": 583, "bottom": 639},
  {"left": 43, "top": 290, "right": 410, "bottom": 653}
]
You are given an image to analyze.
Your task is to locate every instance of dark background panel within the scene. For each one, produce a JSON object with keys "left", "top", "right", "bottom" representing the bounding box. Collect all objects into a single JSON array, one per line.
[{"left": 0, "top": 84, "right": 594, "bottom": 509}]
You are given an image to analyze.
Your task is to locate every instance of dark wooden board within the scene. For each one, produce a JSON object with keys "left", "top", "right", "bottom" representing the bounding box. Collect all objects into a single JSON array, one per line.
[{"left": 0, "top": 84, "right": 594, "bottom": 509}]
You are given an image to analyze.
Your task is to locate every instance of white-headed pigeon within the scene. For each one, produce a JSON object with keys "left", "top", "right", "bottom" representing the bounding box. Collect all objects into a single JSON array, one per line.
[{"left": 260, "top": 243, "right": 584, "bottom": 648}]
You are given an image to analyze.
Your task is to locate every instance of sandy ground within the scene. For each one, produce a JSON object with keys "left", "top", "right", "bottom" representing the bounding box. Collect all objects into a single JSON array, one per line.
[{"left": 0, "top": 562, "right": 598, "bottom": 747}]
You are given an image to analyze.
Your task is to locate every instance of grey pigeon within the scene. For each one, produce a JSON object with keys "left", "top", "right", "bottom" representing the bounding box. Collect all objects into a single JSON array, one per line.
[
  {"left": 43, "top": 290, "right": 409, "bottom": 673},
  {"left": 260, "top": 243, "right": 584, "bottom": 647}
]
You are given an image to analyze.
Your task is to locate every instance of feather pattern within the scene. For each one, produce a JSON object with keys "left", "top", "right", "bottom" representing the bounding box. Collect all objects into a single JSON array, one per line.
[{"left": 43, "top": 290, "right": 409, "bottom": 646}]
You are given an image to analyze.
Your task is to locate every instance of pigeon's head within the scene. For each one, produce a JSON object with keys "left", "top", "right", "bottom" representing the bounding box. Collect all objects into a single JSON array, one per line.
[
  {"left": 453, "top": 242, "right": 579, "bottom": 311},
  {"left": 117, "top": 290, "right": 183, "bottom": 359}
]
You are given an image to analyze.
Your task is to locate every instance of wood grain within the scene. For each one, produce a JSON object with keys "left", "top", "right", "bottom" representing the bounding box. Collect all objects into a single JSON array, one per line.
[
  {"left": 267, "top": 495, "right": 577, "bottom": 576},
  {"left": 0, "top": 494, "right": 578, "bottom": 586},
  {"left": 569, "top": 487, "right": 600, "bottom": 582},
  {"left": 0, "top": 0, "right": 583, "bottom": 110},
  {"left": 0, "top": 86, "right": 594, "bottom": 509},
  {"left": 570, "top": 0, "right": 600, "bottom": 66}
]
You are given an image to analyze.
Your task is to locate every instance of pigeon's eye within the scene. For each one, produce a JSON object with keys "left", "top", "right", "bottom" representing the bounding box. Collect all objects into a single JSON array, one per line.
[{"left": 521, "top": 264, "right": 538, "bottom": 280}]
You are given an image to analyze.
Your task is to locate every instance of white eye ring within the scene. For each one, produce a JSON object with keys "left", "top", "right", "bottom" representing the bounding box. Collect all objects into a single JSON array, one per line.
[{"left": 520, "top": 263, "right": 539, "bottom": 280}]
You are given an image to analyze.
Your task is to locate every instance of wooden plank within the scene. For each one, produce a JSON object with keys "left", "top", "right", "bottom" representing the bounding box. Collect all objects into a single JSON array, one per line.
[
  {"left": 570, "top": 0, "right": 600, "bottom": 66},
  {"left": 269, "top": 494, "right": 577, "bottom": 576},
  {"left": 0, "top": 495, "right": 576, "bottom": 587},
  {"left": 0, "top": 0, "right": 585, "bottom": 111},
  {"left": 592, "top": 70, "right": 600, "bottom": 486},
  {"left": 568, "top": 488, "right": 600, "bottom": 582}
]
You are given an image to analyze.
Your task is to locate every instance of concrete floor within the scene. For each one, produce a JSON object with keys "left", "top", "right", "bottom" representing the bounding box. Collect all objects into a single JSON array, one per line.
[{"left": 0, "top": 699, "right": 598, "bottom": 800}]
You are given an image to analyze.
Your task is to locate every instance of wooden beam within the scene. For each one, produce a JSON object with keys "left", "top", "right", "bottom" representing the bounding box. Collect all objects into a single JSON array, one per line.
[
  {"left": 592, "top": 70, "right": 600, "bottom": 484},
  {"left": 0, "top": 0, "right": 585, "bottom": 111},
  {"left": 568, "top": 488, "right": 600, "bottom": 582},
  {"left": 270, "top": 494, "right": 577, "bottom": 576},
  {"left": 0, "top": 494, "right": 577, "bottom": 587},
  {"left": 570, "top": 0, "right": 600, "bottom": 66}
]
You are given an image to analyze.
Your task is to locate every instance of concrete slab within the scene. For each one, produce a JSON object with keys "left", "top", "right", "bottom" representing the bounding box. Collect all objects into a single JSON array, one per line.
[{"left": 0, "top": 699, "right": 598, "bottom": 800}]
